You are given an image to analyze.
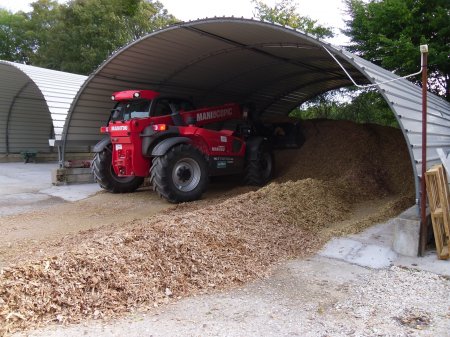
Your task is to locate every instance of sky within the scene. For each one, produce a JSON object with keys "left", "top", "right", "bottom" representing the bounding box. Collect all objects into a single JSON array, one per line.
[{"left": 0, "top": 0, "right": 350, "bottom": 45}]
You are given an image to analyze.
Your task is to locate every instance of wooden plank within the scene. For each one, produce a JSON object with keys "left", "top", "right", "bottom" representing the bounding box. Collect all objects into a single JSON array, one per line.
[
  {"left": 430, "top": 214, "right": 450, "bottom": 259},
  {"left": 425, "top": 164, "right": 450, "bottom": 259},
  {"left": 434, "top": 165, "right": 450, "bottom": 237}
]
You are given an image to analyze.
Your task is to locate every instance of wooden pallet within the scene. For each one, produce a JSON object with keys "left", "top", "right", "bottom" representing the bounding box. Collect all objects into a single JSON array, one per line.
[{"left": 425, "top": 165, "right": 450, "bottom": 259}]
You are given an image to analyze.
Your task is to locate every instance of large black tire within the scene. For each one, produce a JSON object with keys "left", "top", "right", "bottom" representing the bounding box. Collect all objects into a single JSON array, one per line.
[
  {"left": 92, "top": 146, "right": 144, "bottom": 193},
  {"left": 243, "top": 141, "right": 274, "bottom": 186},
  {"left": 150, "top": 144, "right": 208, "bottom": 203}
]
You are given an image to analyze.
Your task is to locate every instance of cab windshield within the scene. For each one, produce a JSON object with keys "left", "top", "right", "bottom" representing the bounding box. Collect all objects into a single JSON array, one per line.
[{"left": 111, "top": 99, "right": 151, "bottom": 121}]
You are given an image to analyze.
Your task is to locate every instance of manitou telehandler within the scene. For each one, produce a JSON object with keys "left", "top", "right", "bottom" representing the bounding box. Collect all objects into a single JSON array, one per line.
[{"left": 92, "top": 90, "right": 275, "bottom": 203}]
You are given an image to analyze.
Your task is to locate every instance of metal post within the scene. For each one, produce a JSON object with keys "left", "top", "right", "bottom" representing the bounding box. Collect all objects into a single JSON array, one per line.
[{"left": 419, "top": 44, "right": 428, "bottom": 256}]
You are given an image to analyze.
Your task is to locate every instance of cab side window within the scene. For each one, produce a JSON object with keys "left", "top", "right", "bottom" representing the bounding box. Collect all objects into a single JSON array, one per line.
[
  {"left": 153, "top": 99, "right": 172, "bottom": 117},
  {"left": 175, "top": 99, "right": 195, "bottom": 112}
]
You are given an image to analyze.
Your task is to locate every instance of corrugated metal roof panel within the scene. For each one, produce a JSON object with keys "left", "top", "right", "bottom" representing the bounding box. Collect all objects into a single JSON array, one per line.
[
  {"left": 346, "top": 52, "right": 450, "bottom": 191},
  {"left": 0, "top": 61, "right": 87, "bottom": 154}
]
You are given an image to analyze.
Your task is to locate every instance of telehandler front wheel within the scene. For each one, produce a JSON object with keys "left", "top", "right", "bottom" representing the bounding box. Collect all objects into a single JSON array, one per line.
[
  {"left": 92, "top": 145, "right": 144, "bottom": 193},
  {"left": 150, "top": 144, "right": 208, "bottom": 203}
]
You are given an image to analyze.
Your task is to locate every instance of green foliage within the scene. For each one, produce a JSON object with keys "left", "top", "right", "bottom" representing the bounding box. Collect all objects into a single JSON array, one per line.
[
  {"left": 290, "top": 89, "right": 399, "bottom": 128},
  {"left": 0, "top": 9, "right": 32, "bottom": 63},
  {"left": 344, "top": 0, "right": 450, "bottom": 101},
  {"left": 34, "top": 0, "right": 178, "bottom": 74},
  {"left": 26, "top": 1, "right": 62, "bottom": 64},
  {"left": 252, "top": 0, "right": 397, "bottom": 126},
  {"left": 0, "top": 0, "right": 177, "bottom": 74},
  {"left": 252, "top": 0, "right": 333, "bottom": 38}
]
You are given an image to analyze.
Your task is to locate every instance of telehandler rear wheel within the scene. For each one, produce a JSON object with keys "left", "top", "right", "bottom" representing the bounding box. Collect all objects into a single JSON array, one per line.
[
  {"left": 150, "top": 144, "right": 208, "bottom": 203},
  {"left": 243, "top": 141, "right": 274, "bottom": 186},
  {"left": 92, "top": 145, "right": 144, "bottom": 193}
]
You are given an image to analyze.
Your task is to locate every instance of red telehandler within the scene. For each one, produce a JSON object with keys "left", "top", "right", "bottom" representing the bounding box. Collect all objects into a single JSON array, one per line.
[{"left": 92, "top": 90, "right": 274, "bottom": 203}]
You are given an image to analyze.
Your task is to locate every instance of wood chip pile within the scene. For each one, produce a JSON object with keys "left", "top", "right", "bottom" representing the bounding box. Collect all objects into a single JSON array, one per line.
[
  {"left": 276, "top": 120, "right": 414, "bottom": 198},
  {"left": 0, "top": 120, "right": 415, "bottom": 335}
]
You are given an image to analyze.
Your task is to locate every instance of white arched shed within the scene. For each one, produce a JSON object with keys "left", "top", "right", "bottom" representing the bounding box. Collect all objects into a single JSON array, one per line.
[
  {"left": 60, "top": 18, "right": 449, "bottom": 202},
  {"left": 0, "top": 61, "right": 86, "bottom": 155}
]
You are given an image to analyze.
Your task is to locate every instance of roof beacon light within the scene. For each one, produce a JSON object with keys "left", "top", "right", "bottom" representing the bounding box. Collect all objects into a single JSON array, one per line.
[
  {"left": 133, "top": 92, "right": 140, "bottom": 98},
  {"left": 111, "top": 95, "right": 115, "bottom": 101}
]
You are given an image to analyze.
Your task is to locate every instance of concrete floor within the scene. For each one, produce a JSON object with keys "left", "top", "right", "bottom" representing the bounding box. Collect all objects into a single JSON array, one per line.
[
  {"left": 320, "top": 219, "right": 449, "bottom": 277},
  {"left": 0, "top": 162, "right": 101, "bottom": 216}
]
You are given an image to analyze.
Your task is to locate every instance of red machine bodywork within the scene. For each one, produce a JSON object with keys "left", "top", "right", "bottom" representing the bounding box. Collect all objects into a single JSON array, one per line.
[
  {"left": 101, "top": 93, "right": 247, "bottom": 178},
  {"left": 111, "top": 89, "right": 160, "bottom": 101}
]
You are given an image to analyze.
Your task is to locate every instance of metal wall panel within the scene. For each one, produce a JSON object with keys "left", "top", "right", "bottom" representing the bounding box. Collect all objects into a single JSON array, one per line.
[
  {"left": 0, "top": 63, "right": 49, "bottom": 153},
  {"left": 344, "top": 52, "right": 450, "bottom": 199},
  {"left": 8, "top": 83, "right": 52, "bottom": 152},
  {"left": 0, "top": 61, "right": 86, "bottom": 154}
]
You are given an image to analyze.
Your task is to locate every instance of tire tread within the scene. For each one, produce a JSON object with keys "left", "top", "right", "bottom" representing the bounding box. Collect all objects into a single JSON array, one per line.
[
  {"left": 150, "top": 144, "right": 207, "bottom": 203},
  {"left": 92, "top": 147, "right": 143, "bottom": 193}
]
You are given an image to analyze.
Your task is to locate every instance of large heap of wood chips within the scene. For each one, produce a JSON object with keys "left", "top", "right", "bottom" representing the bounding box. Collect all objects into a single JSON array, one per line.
[
  {"left": 0, "top": 120, "right": 414, "bottom": 335},
  {"left": 276, "top": 120, "right": 413, "bottom": 197}
]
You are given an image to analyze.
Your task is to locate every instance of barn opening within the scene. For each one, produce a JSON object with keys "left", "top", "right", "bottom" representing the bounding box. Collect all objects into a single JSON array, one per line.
[{"left": 45, "top": 18, "right": 450, "bottom": 256}]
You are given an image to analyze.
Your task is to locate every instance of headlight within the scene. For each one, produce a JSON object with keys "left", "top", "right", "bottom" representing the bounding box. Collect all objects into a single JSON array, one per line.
[
  {"left": 133, "top": 92, "right": 140, "bottom": 98},
  {"left": 111, "top": 95, "right": 115, "bottom": 100}
]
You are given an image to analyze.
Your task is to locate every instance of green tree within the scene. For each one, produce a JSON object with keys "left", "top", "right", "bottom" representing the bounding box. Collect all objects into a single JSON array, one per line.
[
  {"left": 344, "top": 0, "right": 450, "bottom": 101},
  {"left": 291, "top": 92, "right": 341, "bottom": 120},
  {"left": 26, "top": 0, "right": 62, "bottom": 61},
  {"left": 290, "top": 89, "right": 398, "bottom": 127},
  {"left": 33, "top": 0, "right": 177, "bottom": 74},
  {"left": 0, "top": 9, "right": 31, "bottom": 63},
  {"left": 0, "top": 1, "right": 63, "bottom": 64},
  {"left": 252, "top": 0, "right": 333, "bottom": 39},
  {"left": 341, "top": 90, "right": 398, "bottom": 127}
]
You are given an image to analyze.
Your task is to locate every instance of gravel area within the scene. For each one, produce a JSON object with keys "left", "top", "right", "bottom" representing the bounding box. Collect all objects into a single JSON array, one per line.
[{"left": 332, "top": 266, "right": 450, "bottom": 336}]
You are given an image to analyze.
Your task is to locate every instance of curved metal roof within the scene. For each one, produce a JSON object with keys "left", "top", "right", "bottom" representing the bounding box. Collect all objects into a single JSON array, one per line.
[
  {"left": 0, "top": 61, "right": 86, "bottom": 154},
  {"left": 345, "top": 53, "right": 450, "bottom": 177},
  {"left": 62, "top": 18, "right": 450, "bottom": 200}
]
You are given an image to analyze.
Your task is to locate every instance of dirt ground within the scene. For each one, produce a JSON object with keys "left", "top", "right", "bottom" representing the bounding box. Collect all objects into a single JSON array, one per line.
[
  {"left": 0, "top": 181, "right": 252, "bottom": 268},
  {"left": 3, "top": 120, "right": 446, "bottom": 337}
]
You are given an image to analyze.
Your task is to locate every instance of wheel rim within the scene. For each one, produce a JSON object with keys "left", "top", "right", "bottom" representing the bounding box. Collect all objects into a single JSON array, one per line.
[{"left": 172, "top": 158, "right": 201, "bottom": 192}]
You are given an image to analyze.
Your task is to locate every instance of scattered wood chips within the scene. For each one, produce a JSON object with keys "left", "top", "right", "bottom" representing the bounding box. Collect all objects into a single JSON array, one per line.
[{"left": 0, "top": 120, "right": 415, "bottom": 336}]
